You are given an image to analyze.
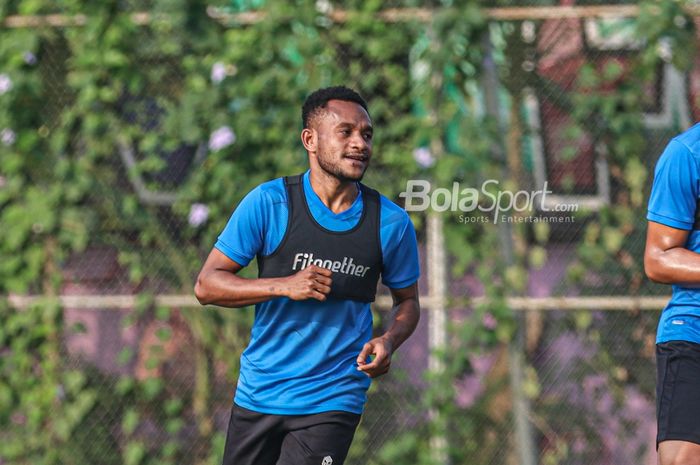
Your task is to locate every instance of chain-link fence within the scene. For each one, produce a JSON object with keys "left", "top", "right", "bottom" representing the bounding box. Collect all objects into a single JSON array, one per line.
[{"left": 2, "top": 1, "right": 697, "bottom": 464}]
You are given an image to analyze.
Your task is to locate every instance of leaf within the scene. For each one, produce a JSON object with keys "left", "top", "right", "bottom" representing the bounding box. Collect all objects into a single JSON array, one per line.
[
  {"left": 575, "top": 311, "right": 593, "bottom": 331},
  {"left": 505, "top": 265, "right": 527, "bottom": 293},
  {"left": 528, "top": 246, "right": 547, "bottom": 270},
  {"left": 124, "top": 441, "right": 146, "bottom": 465},
  {"left": 603, "top": 227, "right": 625, "bottom": 253},
  {"left": 523, "top": 366, "right": 541, "bottom": 399},
  {"left": 165, "top": 418, "right": 184, "bottom": 434},
  {"left": 155, "top": 327, "right": 172, "bottom": 342},
  {"left": 161, "top": 440, "right": 179, "bottom": 458},
  {"left": 532, "top": 222, "right": 550, "bottom": 244},
  {"left": 115, "top": 377, "right": 135, "bottom": 396},
  {"left": 155, "top": 306, "right": 171, "bottom": 322},
  {"left": 118, "top": 347, "right": 134, "bottom": 366},
  {"left": 164, "top": 398, "right": 183, "bottom": 416},
  {"left": 141, "top": 378, "right": 163, "bottom": 401},
  {"left": 63, "top": 370, "right": 86, "bottom": 393},
  {"left": 122, "top": 408, "right": 140, "bottom": 435},
  {"left": 69, "top": 321, "right": 87, "bottom": 334},
  {"left": 602, "top": 60, "right": 624, "bottom": 81}
]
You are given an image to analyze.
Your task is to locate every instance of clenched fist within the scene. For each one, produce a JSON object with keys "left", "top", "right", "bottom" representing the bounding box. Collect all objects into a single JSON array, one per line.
[{"left": 281, "top": 265, "right": 333, "bottom": 301}]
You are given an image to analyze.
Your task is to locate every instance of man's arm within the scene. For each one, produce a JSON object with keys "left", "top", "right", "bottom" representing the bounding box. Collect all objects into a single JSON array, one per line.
[
  {"left": 194, "top": 248, "right": 333, "bottom": 307},
  {"left": 356, "top": 283, "right": 420, "bottom": 378},
  {"left": 644, "top": 221, "right": 700, "bottom": 284}
]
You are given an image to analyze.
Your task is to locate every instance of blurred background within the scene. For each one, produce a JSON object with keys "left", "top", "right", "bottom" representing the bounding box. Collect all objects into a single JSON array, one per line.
[{"left": 1, "top": 1, "right": 697, "bottom": 464}]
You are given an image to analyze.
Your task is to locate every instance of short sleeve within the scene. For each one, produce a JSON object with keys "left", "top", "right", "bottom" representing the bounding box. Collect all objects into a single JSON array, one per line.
[
  {"left": 647, "top": 139, "right": 700, "bottom": 231},
  {"left": 380, "top": 207, "right": 420, "bottom": 289},
  {"left": 214, "top": 186, "right": 268, "bottom": 266}
]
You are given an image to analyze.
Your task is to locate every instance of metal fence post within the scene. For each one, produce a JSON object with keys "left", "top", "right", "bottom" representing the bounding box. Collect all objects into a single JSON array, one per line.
[
  {"left": 482, "top": 25, "right": 537, "bottom": 465},
  {"left": 427, "top": 212, "right": 448, "bottom": 464}
]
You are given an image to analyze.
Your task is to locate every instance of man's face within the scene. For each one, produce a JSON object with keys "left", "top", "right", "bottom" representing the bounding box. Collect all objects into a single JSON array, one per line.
[{"left": 311, "top": 99, "right": 373, "bottom": 182}]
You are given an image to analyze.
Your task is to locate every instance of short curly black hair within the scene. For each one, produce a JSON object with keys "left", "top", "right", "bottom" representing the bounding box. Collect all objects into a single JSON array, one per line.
[{"left": 301, "top": 86, "right": 369, "bottom": 129}]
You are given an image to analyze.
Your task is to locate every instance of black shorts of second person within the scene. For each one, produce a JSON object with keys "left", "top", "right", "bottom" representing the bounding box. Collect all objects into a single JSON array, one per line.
[
  {"left": 221, "top": 403, "right": 361, "bottom": 465},
  {"left": 656, "top": 340, "right": 700, "bottom": 447}
]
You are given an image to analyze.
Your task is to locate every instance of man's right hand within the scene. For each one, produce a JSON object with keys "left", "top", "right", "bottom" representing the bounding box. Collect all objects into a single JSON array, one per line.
[{"left": 282, "top": 265, "right": 333, "bottom": 301}]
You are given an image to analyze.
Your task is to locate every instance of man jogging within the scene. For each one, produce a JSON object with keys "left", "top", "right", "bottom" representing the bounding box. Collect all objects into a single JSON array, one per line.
[
  {"left": 195, "top": 86, "right": 421, "bottom": 465},
  {"left": 645, "top": 122, "right": 700, "bottom": 465}
]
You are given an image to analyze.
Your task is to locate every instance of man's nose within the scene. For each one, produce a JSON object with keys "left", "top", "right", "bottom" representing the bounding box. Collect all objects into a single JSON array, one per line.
[{"left": 349, "top": 131, "right": 369, "bottom": 152}]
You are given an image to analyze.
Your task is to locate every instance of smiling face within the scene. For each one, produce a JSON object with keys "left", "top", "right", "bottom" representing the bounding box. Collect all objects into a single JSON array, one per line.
[{"left": 303, "top": 99, "right": 373, "bottom": 183}]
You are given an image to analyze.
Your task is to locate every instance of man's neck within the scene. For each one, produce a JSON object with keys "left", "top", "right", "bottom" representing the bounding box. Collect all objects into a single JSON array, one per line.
[{"left": 308, "top": 168, "right": 359, "bottom": 214}]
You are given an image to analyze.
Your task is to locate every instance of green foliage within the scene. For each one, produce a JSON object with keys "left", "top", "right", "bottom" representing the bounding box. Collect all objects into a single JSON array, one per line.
[
  {"left": 562, "top": 0, "right": 694, "bottom": 403},
  {"left": 0, "top": 1, "right": 691, "bottom": 464},
  {"left": 0, "top": 299, "right": 106, "bottom": 464},
  {"left": 359, "top": 3, "right": 525, "bottom": 464},
  {"left": 530, "top": 2, "right": 695, "bottom": 463},
  {"left": 567, "top": 0, "right": 695, "bottom": 296},
  {"left": 0, "top": 1, "right": 430, "bottom": 464}
]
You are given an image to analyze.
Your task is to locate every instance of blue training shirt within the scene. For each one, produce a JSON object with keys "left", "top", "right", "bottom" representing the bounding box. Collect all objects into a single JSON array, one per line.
[
  {"left": 647, "top": 122, "right": 700, "bottom": 344},
  {"left": 214, "top": 170, "right": 420, "bottom": 414}
]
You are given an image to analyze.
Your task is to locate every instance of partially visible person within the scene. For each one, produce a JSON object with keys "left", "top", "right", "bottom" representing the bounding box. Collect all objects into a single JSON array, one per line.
[{"left": 645, "top": 122, "right": 700, "bottom": 465}]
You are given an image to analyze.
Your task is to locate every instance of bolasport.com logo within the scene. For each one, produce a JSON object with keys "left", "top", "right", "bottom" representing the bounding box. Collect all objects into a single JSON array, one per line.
[{"left": 399, "top": 180, "right": 578, "bottom": 224}]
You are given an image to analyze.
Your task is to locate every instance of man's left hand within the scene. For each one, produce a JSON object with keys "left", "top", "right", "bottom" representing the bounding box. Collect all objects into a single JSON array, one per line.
[{"left": 356, "top": 336, "right": 393, "bottom": 378}]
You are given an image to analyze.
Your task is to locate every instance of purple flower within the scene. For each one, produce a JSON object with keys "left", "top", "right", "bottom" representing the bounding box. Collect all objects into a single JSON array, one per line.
[
  {"left": 0, "top": 74, "right": 12, "bottom": 95},
  {"left": 211, "top": 62, "right": 226, "bottom": 84},
  {"left": 413, "top": 147, "right": 435, "bottom": 168},
  {"left": 1, "top": 128, "right": 15, "bottom": 146},
  {"left": 482, "top": 312, "right": 497, "bottom": 330},
  {"left": 208, "top": 126, "right": 236, "bottom": 151},
  {"left": 23, "top": 52, "right": 37, "bottom": 65},
  {"left": 188, "top": 203, "right": 209, "bottom": 227}
]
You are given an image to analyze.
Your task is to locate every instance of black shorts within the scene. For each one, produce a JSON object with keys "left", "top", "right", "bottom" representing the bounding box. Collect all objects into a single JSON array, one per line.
[
  {"left": 656, "top": 341, "right": 700, "bottom": 446},
  {"left": 221, "top": 404, "right": 361, "bottom": 465}
]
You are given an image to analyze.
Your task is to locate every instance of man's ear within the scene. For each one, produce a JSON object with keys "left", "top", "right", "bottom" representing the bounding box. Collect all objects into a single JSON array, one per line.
[{"left": 301, "top": 127, "right": 317, "bottom": 153}]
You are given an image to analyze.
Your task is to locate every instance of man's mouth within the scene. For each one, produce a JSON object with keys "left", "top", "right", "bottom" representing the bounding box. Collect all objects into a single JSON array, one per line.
[{"left": 344, "top": 153, "right": 369, "bottom": 162}]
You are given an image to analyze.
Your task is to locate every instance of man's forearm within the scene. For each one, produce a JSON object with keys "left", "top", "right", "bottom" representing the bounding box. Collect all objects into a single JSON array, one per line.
[
  {"left": 195, "top": 271, "right": 288, "bottom": 307},
  {"left": 382, "top": 298, "right": 420, "bottom": 351},
  {"left": 646, "top": 247, "right": 700, "bottom": 285}
]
